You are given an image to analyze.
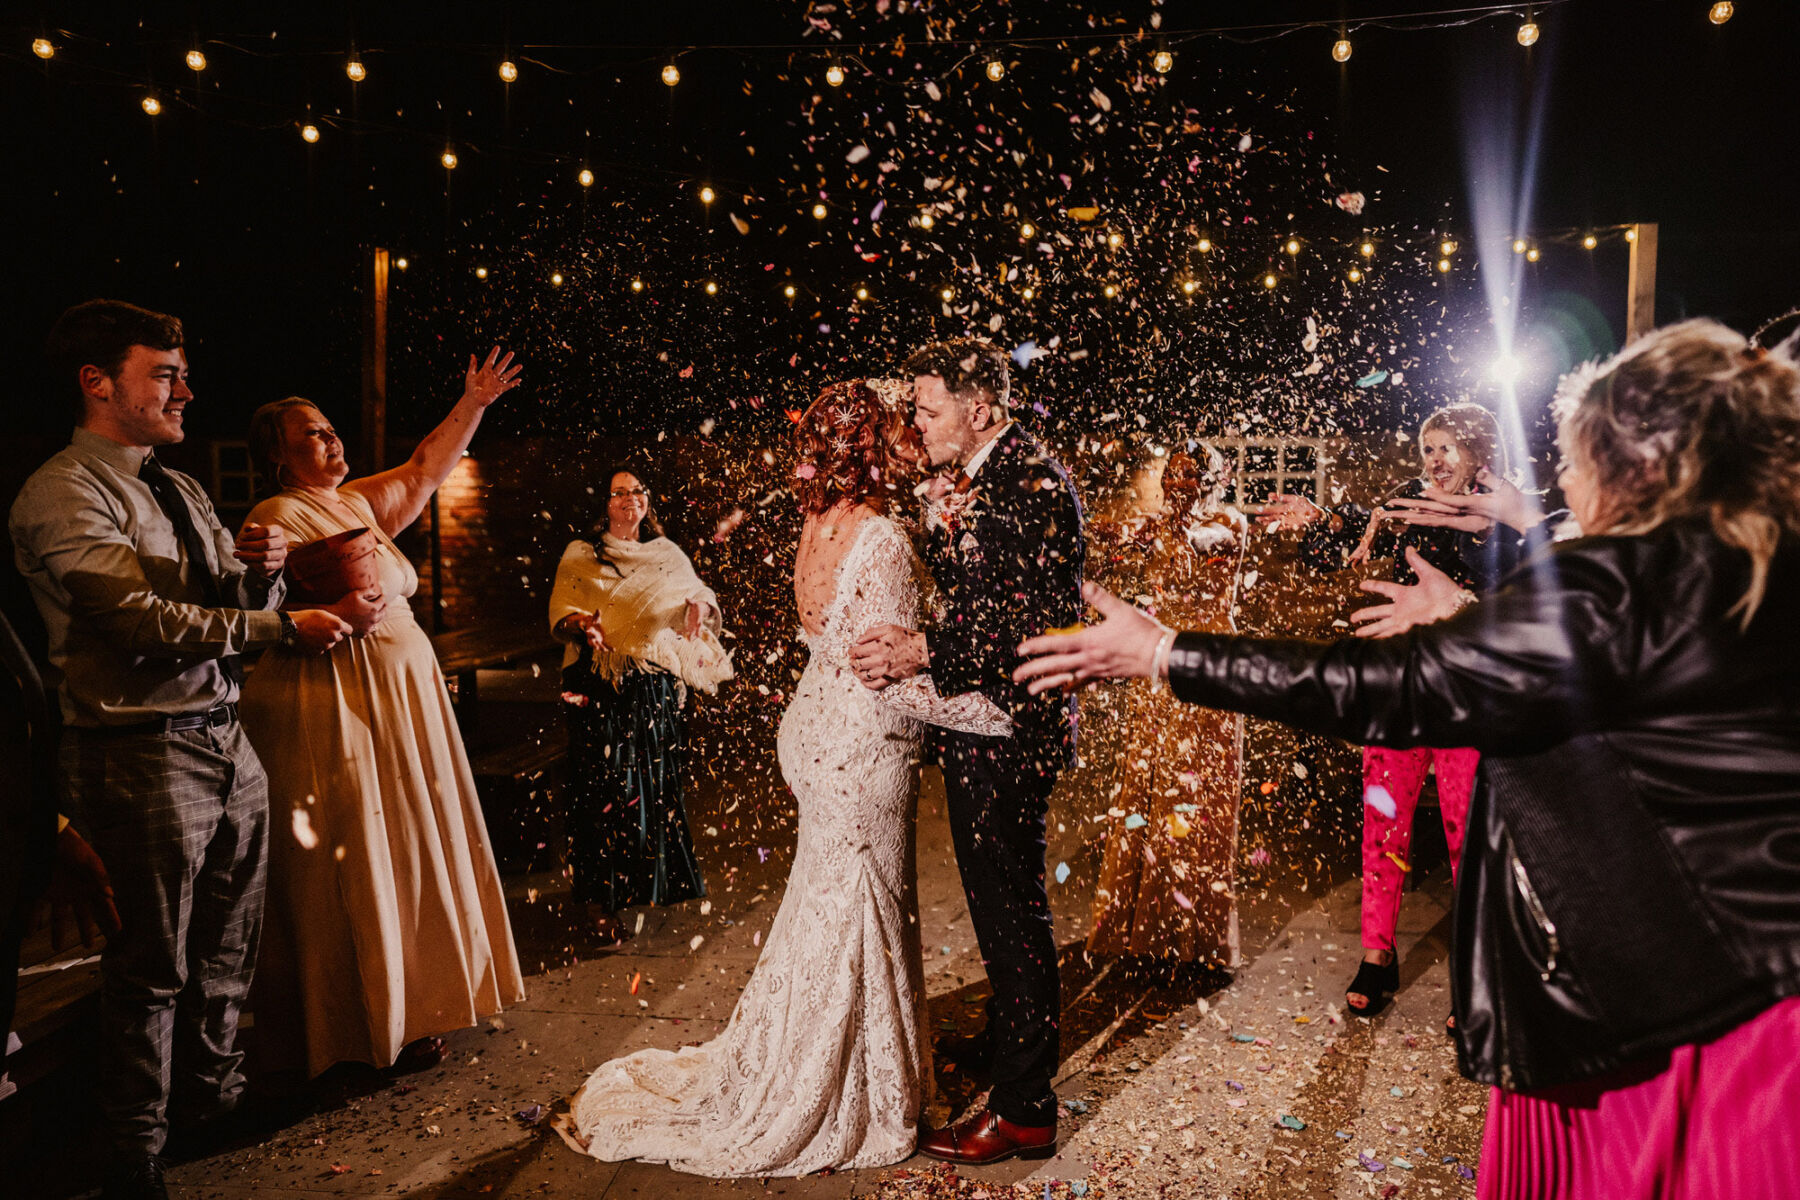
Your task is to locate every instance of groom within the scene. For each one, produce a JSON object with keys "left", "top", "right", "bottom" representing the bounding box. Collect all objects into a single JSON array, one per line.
[{"left": 851, "top": 338, "right": 1085, "bottom": 1164}]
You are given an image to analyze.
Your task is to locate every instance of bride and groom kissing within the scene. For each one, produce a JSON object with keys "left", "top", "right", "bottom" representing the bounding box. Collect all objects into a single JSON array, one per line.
[{"left": 552, "top": 338, "right": 1086, "bottom": 1177}]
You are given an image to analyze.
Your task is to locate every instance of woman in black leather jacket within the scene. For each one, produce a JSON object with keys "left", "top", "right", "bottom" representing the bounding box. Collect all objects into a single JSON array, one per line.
[{"left": 1017, "top": 320, "right": 1800, "bottom": 1198}]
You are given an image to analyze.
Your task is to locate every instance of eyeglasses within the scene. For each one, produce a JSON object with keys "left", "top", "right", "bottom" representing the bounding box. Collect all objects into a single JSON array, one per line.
[{"left": 610, "top": 487, "right": 649, "bottom": 499}]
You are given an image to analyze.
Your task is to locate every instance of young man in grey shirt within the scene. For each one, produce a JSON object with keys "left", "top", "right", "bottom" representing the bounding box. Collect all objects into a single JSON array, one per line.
[{"left": 10, "top": 300, "right": 351, "bottom": 1199}]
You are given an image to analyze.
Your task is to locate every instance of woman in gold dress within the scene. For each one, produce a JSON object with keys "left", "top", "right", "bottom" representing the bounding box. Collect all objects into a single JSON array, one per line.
[
  {"left": 1086, "top": 447, "right": 1247, "bottom": 966},
  {"left": 237, "top": 349, "right": 527, "bottom": 1077}
]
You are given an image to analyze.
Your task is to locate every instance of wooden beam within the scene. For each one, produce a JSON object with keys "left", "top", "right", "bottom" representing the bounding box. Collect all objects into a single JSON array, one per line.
[
  {"left": 360, "top": 247, "right": 390, "bottom": 474},
  {"left": 1626, "top": 222, "right": 1658, "bottom": 343}
]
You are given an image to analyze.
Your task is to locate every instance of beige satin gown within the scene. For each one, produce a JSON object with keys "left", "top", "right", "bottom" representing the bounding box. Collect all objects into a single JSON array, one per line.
[{"left": 239, "top": 488, "right": 524, "bottom": 1075}]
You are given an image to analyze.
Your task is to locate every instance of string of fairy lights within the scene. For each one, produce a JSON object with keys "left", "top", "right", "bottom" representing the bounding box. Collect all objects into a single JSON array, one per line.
[
  {"left": 425, "top": 216, "right": 1653, "bottom": 310},
  {"left": 15, "top": 3, "right": 1729, "bottom": 305}
]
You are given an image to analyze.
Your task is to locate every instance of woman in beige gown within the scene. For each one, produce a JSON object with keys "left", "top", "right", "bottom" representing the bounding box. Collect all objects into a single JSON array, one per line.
[
  {"left": 238, "top": 349, "right": 526, "bottom": 1077},
  {"left": 1086, "top": 448, "right": 1247, "bottom": 966}
]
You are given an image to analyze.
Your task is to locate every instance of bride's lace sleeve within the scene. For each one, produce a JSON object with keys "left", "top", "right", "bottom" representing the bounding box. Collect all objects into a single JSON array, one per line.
[{"left": 845, "top": 521, "right": 1012, "bottom": 737}]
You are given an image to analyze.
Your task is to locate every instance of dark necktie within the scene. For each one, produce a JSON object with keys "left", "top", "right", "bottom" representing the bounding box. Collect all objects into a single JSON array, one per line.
[{"left": 140, "top": 455, "right": 243, "bottom": 686}]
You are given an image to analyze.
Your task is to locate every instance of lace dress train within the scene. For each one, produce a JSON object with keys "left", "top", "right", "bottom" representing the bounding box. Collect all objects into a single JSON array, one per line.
[{"left": 553, "top": 516, "right": 1007, "bottom": 1177}]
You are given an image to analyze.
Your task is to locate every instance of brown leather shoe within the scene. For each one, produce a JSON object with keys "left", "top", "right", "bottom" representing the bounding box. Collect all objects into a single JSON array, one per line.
[{"left": 918, "top": 1107, "right": 1057, "bottom": 1165}]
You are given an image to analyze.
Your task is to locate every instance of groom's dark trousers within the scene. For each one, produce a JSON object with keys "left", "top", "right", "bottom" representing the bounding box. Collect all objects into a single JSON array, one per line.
[{"left": 922, "top": 423, "right": 1084, "bottom": 1127}]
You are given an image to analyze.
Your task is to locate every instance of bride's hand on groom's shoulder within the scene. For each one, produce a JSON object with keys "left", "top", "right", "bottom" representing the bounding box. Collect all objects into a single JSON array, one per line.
[{"left": 850, "top": 624, "right": 927, "bottom": 690}]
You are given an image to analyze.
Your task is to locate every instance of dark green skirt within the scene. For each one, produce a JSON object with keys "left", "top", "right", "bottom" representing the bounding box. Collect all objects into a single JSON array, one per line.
[{"left": 562, "top": 666, "right": 705, "bottom": 910}]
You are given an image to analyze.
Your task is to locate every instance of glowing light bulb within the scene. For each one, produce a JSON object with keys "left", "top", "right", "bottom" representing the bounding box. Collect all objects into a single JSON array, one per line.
[
  {"left": 1197, "top": 237, "right": 1212, "bottom": 252},
  {"left": 985, "top": 60, "right": 1005, "bottom": 81},
  {"left": 1020, "top": 222, "right": 1036, "bottom": 239},
  {"left": 394, "top": 257, "right": 408, "bottom": 270},
  {"left": 1583, "top": 233, "right": 1598, "bottom": 249},
  {"left": 825, "top": 64, "right": 845, "bottom": 87},
  {"left": 1152, "top": 50, "right": 1173, "bottom": 74},
  {"left": 578, "top": 169, "right": 594, "bottom": 187},
  {"left": 1021, "top": 286, "right": 1035, "bottom": 300},
  {"left": 301, "top": 124, "right": 320, "bottom": 143},
  {"left": 1181, "top": 279, "right": 1198, "bottom": 295},
  {"left": 441, "top": 149, "right": 458, "bottom": 170},
  {"left": 812, "top": 203, "right": 828, "bottom": 219},
  {"left": 661, "top": 63, "right": 680, "bottom": 86},
  {"left": 1107, "top": 232, "right": 1123, "bottom": 248},
  {"left": 1102, "top": 283, "right": 1118, "bottom": 298},
  {"left": 1348, "top": 267, "right": 1363, "bottom": 282},
  {"left": 918, "top": 212, "right": 935, "bottom": 229},
  {"left": 940, "top": 287, "right": 954, "bottom": 302},
  {"left": 141, "top": 95, "right": 162, "bottom": 116},
  {"left": 1526, "top": 247, "right": 1541, "bottom": 262},
  {"left": 1360, "top": 240, "right": 1375, "bottom": 257},
  {"left": 1332, "top": 39, "right": 1353, "bottom": 63},
  {"left": 1437, "top": 258, "right": 1453, "bottom": 273},
  {"left": 346, "top": 60, "right": 366, "bottom": 82},
  {"left": 1709, "top": 2, "right": 1734, "bottom": 23},
  {"left": 699, "top": 186, "right": 716, "bottom": 204},
  {"left": 499, "top": 60, "right": 518, "bottom": 83},
  {"left": 1490, "top": 354, "right": 1523, "bottom": 385},
  {"left": 855, "top": 286, "right": 870, "bottom": 300},
  {"left": 1625, "top": 227, "right": 1638, "bottom": 242},
  {"left": 1263, "top": 273, "right": 1278, "bottom": 289},
  {"left": 1517, "top": 21, "right": 1540, "bottom": 47},
  {"left": 550, "top": 272, "right": 564, "bottom": 286},
  {"left": 186, "top": 50, "right": 207, "bottom": 72},
  {"left": 783, "top": 284, "right": 796, "bottom": 298},
  {"left": 1440, "top": 239, "right": 1457, "bottom": 255},
  {"left": 32, "top": 38, "right": 54, "bottom": 59},
  {"left": 1512, "top": 237, "right": 1528, "bottom": 254},
  {"left": 704, "top": 280, "right": 718, "bottom": 295},
  {"left": 1285, "top": 238, "right": 1301, "bottom": 255},
  {"left": 475, "top": 267, "right": 488, "bottom": 279},
  {"left": 631, "top": 279, "right": 644, "bottom": 292}
]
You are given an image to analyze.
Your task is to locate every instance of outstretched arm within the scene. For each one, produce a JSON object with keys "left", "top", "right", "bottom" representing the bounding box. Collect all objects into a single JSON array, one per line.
[
  {"left": 345, "top": 348, "right": 523, "bottom": 536},
  {"left": 1017, "top": 545, "right": 1628, "bottom": 754}
]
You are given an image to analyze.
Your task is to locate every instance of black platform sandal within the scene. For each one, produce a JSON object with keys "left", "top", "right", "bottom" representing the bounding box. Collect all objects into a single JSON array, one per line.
[{"left": 1344, "top": 958, "right": 1399, "bottom": 1017}]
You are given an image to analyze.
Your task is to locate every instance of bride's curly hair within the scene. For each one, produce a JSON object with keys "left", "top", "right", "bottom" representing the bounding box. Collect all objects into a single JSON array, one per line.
[
  {"left": 791, "top": 379, "right": 917, "bottom": 516},
  {"left": 1553, "top": 317, "right": 1800, "bottom": 627}
]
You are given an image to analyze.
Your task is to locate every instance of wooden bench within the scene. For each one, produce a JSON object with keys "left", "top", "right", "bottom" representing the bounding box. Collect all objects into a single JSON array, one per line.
[
  {"left": 469, "top": 725, "right": 568, "bottom": 874},
  {"left": 431, "top": 624, "right": 559, "bottom": 725}
]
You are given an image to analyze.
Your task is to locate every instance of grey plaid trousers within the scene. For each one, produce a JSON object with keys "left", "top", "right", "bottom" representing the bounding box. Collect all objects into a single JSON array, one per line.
[{"left": 63, "top": 719, "right": 269, "bottom": 1157}]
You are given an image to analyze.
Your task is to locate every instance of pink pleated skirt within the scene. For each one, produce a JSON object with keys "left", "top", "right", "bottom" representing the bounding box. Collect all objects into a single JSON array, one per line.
[{"left": 1479, "top": 996, "right": 1800, "bottom": 1199}]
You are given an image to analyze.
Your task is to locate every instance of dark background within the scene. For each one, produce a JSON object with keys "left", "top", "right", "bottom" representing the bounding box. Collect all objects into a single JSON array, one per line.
[{"left": 3, "top": 0, "right": 1794, "bottom": 473}]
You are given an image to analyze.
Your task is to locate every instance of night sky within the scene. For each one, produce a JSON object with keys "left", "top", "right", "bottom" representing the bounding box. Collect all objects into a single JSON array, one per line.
[{"left": 4, "top": 0, "right": 1794, "bottom": 475}]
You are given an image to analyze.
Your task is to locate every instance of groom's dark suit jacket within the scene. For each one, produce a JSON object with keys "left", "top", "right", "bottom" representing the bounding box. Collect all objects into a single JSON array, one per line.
[{"left": 922, "top": 423, "right": 1085, "bottom": 765}]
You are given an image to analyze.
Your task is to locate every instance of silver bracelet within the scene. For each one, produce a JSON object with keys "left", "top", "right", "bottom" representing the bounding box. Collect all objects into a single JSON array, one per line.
[{"left": 1147, "top": 629, "right": 1177, "bottom": 693}]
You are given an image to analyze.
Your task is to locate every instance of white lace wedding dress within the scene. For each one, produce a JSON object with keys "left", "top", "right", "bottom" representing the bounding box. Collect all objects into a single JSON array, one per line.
[{"left": 553, "top": 515, "right": 1009, "bottom": 1177}]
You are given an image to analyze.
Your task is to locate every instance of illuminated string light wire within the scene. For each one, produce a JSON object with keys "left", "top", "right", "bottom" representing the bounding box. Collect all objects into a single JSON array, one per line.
[
  {"left": 32, "top": 37, "right": 55, "bottom": 59},
  {"left": 186, "top": 49, "right": 207, "bottom": 72},
  {"left": 345, "top": 59, "right": 366, "bottom": 82},
  {"left": 1332, "top": 38, "right": 1353, "bottom": 63}
]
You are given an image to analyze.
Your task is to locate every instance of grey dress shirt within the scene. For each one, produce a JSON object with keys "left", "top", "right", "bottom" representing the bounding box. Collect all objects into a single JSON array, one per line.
[{"left": 9, "top": 427, "right": 286, "bottom": 727}]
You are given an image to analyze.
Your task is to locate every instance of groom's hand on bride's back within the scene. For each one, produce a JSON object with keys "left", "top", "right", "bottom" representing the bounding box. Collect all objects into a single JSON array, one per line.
[{"left": 850, "top": 624, "right": 928, "bottom": 690}]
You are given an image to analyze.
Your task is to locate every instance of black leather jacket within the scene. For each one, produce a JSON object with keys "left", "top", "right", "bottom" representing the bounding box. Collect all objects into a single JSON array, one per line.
[{"left": 1166, "top": 518, "right": 1800, "bottom": 1090}]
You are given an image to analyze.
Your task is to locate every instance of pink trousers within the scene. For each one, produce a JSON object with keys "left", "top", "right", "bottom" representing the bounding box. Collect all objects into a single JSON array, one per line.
[
  {"left": 1479, "top": 996, "right": 1800, "bottom": 1199},
  {"left": 1360, "top": 744, "right": 1479, "bottom": 951}
]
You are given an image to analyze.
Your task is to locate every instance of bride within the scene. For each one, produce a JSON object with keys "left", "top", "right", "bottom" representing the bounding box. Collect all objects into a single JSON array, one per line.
[{"left": 553, "top": 380, "right": 1010, "bottom": 1176}]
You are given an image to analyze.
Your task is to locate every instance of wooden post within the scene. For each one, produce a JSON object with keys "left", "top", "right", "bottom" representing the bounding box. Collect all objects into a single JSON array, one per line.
[
  {"left": 1626, "top": 222, "right": 1658, "bottom": 343},
  {"left": 360, "top": 247, "right": 390, "bottom": 474}
]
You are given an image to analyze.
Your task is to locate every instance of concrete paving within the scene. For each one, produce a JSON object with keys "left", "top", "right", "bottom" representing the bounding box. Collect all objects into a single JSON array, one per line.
[{"left": 144, "top": 748, "right": 1481, "bottom": 1200}]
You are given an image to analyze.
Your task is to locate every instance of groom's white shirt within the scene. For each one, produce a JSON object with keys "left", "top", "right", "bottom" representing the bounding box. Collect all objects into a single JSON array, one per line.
[{"left": 961, "top": 420, "right": 1014, "bottom": 481}]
